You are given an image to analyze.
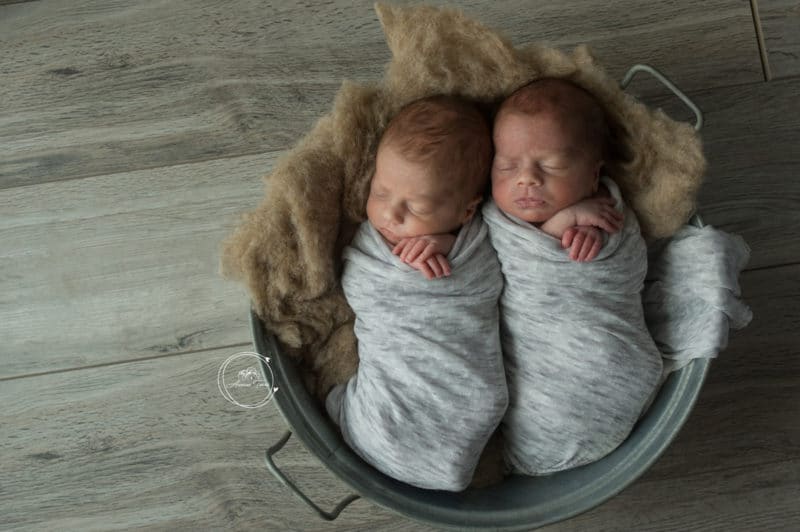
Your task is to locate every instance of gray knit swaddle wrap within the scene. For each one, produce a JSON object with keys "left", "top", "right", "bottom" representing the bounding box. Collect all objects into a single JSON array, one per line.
[
  {"left": 643, "top": 223, "right": 753, "bottom": 373},
  {"left": 326, "top": 213, "right": 508, "bottom": 491},
  {"left": 483, "top": 178, "right": 663, "bottom": 475}
]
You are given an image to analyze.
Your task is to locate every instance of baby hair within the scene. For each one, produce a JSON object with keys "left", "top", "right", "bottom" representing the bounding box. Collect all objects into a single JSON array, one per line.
[
  {"left": 379, "top": 95, "right": 494, "bottom": 199},
  {"left": 497, "top": 78, "right": 610, "bottom": 161}
]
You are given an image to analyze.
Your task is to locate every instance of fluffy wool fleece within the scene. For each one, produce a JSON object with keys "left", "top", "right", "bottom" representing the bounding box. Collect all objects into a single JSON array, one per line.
[{"left": 222, "top": 2, "right": 705, "bottom": 420}]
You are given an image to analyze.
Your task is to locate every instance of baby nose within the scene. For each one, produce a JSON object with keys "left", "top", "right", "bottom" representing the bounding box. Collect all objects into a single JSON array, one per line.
[
  {"left": 517, "top": 167, "right": 543, "bottom": 186},
  {"left": 383, "top": 203, "right": 403, "bottom": 224}
]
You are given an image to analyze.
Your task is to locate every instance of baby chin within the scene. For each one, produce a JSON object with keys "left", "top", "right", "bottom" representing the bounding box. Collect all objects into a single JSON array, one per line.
[
  {"left": 505, "top": 198, "right": 552, "bottom": 223},
  {"left": 377, "top": 226, "right": 402, "bottom": 244}
]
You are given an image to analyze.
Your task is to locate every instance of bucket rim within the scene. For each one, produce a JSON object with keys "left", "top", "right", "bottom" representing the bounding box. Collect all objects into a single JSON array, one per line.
[{"left": 251, "top": 310, "right": 710, "bottom": 530}]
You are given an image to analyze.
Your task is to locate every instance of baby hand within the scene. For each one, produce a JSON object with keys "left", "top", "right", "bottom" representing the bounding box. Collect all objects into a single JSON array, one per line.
[
  {"left": 570, "top": 197, "right": 624, "bottom": 234},
  {"left": 562, "top": 226, "right": 604, "bottom": 262},
  {"left": 392, "top": 234, "right": 455, "bottom": 279},
  {"left": 411, "top": 254, "right": 452, "bottom": 279}
]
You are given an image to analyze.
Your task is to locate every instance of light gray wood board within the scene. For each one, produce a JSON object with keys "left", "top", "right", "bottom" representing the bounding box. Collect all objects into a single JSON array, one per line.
[
  {"left": 0, "top": 0, "right": 761, "bottom": 188},
  {"left": 759, "top": 0, "right": 800, "bottom": 79},
  {"left": 4, "top": 80, "right": 799, "bottom": 378},
  {"left": 448, "top": 0, "right": 763, "bottom": 93},
  {"left": 543, "top": 461, "right": 800, "bottom": 531},
  {"left": 1, "top": 265, "right": 797, "bottom": 531},
  {"left": 0, "top": 348, "right": 437, "bottom": 532},
  {"left": 0, "top": 1, "right": 38, "bottom": 6},
  {"left": 546, "top": 263, "right": 800, "bottom": 530},
  {"left": 634, "top": 263, "right": 800, "bottom": 479},
  {"left": 641, "top": 77, "right": 800, "bottom": 270},
  {"left": 0, "top": 153, "right": 273, "bottom": 379}
]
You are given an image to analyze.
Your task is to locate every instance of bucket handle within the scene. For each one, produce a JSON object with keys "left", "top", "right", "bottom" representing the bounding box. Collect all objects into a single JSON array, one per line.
[
  {"left": 621, "top": 64, "right": 703, "bottom": 131},
  {"left": 265, "top": 430, "right": 361, "bottom": 521}
]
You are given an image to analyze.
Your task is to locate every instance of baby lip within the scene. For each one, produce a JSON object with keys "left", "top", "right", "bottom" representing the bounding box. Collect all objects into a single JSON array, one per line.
[
  {"left": 514, "top": 197, "right": 546, "bottom": 208},
  {"left": 380, "top": 227, "right": 399, "bottom": 242}
]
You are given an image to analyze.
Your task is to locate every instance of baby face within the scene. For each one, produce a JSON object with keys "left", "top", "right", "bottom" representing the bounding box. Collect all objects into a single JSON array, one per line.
[
  {"left": 367, "top": 145, "right": 473, "bottom": 245},
  {"left": 491, "top": 110, "right": 602, "bottom": 223}
]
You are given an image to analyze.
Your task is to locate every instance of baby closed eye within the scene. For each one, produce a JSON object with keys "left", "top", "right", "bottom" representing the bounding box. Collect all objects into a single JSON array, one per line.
[
  {"left": 539, "top": 162, "right": 568, "bottom": 173},
  {"left": 370, "top": 190, "right": 388, "bottom": 200},
  {"left": 408, "top": 204, "right": 434, "bottom": 216}
]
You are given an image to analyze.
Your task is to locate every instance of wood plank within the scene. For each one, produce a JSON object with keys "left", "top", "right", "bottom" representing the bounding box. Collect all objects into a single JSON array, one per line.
[
  {"left": 544, "top": 461, "right": 800, "bottom": 531},
  {"left": 0, "top": 349, "right": 433, "bottom": 531},
  {"left": 0, "top": 1, "right": 39, "bottom": 7},
  {"left": 0, "top": 153, "right": 273, "bottom": 379},
  {"left": 1, "top": 265, "right": 797, "bottom": 531},
  {"left": 544, "top": 264, "right": 800, "bottom": 529},
  {"left": 638, "top": 264, "right": 800, "bottom": 477},
  {"left": 3, "top": 81, "right": 798, "bottom": 378},
  {"left": 0, "top": 0, "right": 761, "bottom": 188},
  {"left": 659, "top": 76, "right": 800, "bottom": 270},
  {"left": 0, "top": 0, "right": 387, "bottom": 189},
  {"left": 758, "top": 0, "right": 800, "bottom": 79},
  {"left": 456, "top": 0, "right": 763, "bottom": 94}
]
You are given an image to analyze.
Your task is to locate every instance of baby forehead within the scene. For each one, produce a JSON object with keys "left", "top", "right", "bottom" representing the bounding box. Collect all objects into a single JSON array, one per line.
[
  {"left": 501, "top": 78, "right": 603, "bottom": 115},
  {"left": 372, "top": 151, "right": 455, "bottom": 190},
  {"left": 496, "top": 78, "right": 609, "bottom": 155}
]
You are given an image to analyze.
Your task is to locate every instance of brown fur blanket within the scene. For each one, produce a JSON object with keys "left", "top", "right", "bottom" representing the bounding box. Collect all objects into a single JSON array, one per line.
[{"left": 221, "top": 1, "right": 705, "bottom": 447}]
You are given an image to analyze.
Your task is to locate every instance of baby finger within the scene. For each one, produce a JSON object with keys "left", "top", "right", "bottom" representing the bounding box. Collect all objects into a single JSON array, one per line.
[
  {"left": 584, "top": 237, "right": 602, "bottom": 261},
  {"left": 561, "top": 227, "right": 577, "bottom": 249},
  {"left": 403, "top": 239, "right": 427, "bottom": 262},
  {"left": 577, "top": 235, "right": 593, "bottom": 261},
  {"left": 426, "top": 257, "right": 444, "bottom": 278},
  {"left": 416, "top": 242, "right": 438, "bottom": 263},
  {"left": 570, "top": 231, "right": 587, "bottom": 260},
  {"left": 435, "top": 254, "right": 452, "bottom": 277},
  {"left": 601, "top": 212, "right": 623, "bottom": 232},
  {"left": 392, "top": 238, "right": 409, "bottom": 256},
  {"left": 416, "top": 260, "right": 435, "bottom": 280}
]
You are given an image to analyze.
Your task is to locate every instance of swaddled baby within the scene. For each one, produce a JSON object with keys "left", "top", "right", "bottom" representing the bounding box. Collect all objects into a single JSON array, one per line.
[
  {"left": 483, "top": 78, "right": 663, "bottom": 475},
  {"left": 326, "top": 95, "right": 508, "bottom": 491}
]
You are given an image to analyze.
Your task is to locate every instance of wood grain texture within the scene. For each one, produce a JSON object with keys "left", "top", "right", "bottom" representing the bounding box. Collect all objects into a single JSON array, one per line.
[
  {"left": 1, "top": 1, "right": 795, "bottom": 530},
  {"left": 0, "top": 0, "right": 385, "bottom": 189},
  {"left": 0, "top": 153, "right": 274, "bottom": 379},
  {"left": 544, "top": 264, "right": 800, "bottom": 530},
  {"left": 4, "top": 79, "right": 796, "bottom": 380},
  {"left": 0, "top": 0, "right": 761, "bottom": 188},
  {"left": 1, "top": 265, "right": 796, "bottom": 531},
  {"left": 758, "top": 0, "right": 800, "bottom": 79},
  {"left": 545, "top": 462, "right": 800, "bottom": 531},
  {"left": 450, "top": 0, "right": 763, "bottom": 93},
  {"left": 0, "top": 349, "right": 435, "bottom": 531},
  {"left": 640, "top": 76, "right": 800, "bottom": 270}
]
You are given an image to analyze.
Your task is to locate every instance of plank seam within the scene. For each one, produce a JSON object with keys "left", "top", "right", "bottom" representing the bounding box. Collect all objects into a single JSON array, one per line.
[
  {"left": 638, "top": 456, "right": 800, "bottom": 486},
  {"left": 749, "top": 0, "right": 773, "bottom": 81},
  {"left": 0, "top": 149, "right": 282, "bottom": 193},
  {"left": 743, "top": 261, "right": 800, "bottom": 273},
  {"left": 0, "top": 342, "right": 252, "bottom": 382}
]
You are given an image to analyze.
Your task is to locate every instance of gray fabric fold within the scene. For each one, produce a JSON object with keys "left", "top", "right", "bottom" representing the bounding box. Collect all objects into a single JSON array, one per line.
[
  {"left": 643, "top": 223, "right": 753, "bottom": 373},
  {"left": 483, "top": 178, "right": 663, "bottom": 475},
  {"left": 326, "top": 213, "right": 508, "bottom": 491}
]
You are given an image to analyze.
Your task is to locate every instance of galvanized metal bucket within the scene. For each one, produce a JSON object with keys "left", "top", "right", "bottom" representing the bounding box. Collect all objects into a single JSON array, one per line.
[{"left": 255, "top": 64, "right": 706, "bottom": 530}]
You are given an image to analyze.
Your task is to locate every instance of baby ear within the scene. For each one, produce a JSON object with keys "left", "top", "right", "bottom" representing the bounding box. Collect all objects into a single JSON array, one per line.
[
  {"left": 462, "top": 194, "right": 484, "bottom": 223},
  {"left": 592, "top": 160, "right": 604, "bottom": 193}
]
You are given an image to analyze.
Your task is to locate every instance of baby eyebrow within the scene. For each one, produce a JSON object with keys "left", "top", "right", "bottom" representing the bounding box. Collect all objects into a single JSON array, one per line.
[{"left": 407, "top": 192, "right": 438, "bottom": 202}]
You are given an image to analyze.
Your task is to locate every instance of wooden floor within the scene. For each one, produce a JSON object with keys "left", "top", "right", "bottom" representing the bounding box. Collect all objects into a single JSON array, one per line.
[{"left": 2, "top": 1, "right": 798, "bottom": 530}]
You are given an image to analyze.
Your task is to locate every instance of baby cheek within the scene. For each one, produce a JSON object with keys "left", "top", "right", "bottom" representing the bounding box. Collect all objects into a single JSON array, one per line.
[
  {"left": 365, "top": 199, "right": 381, "bottom": 225},
  {"left": 491, "top": 177, "right": 508, "bottom": 202}
]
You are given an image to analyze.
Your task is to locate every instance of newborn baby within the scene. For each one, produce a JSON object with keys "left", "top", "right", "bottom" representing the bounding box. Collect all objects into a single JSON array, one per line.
[
  {"left": 483, "top": 78, "right": 663, "bottom": 475},
  {"left": 326, "top": 95, "right": 508, "bottom": 491}
]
